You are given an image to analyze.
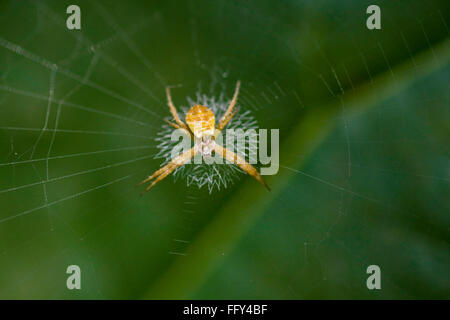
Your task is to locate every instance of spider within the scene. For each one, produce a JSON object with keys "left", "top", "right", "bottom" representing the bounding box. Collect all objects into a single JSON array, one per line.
[{"left": 138, "top": 81, "right": 270, "bottom": 194}]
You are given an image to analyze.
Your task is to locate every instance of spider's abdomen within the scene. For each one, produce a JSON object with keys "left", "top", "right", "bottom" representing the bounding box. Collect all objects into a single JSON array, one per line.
[{"left": 185, "top": 105, "right": 215, "bottom": 138}]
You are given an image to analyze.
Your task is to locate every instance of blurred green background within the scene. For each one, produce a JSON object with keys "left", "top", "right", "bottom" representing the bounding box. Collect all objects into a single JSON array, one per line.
[{"left": 0, "top": 0, "right": 449, "bottom": 299}]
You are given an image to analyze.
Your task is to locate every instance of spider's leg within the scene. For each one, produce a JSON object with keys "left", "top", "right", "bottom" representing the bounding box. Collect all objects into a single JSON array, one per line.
[
  {"left": 141, "top": 164, "right": 176, "bottom": 193},
  {"left": 217, "top": 80, "right": 240, "bottom": 131},
  {"left": 166, "top": 86, "right": 190, "bottom": 130},
  {"left": 164, "top": 119, "right": 193, "bottom": 138},
  {"left": 214, "top": 144, "right": 270, "bottom": 191},
  {"left": 138, "top": 147, "right": 196, "bottom": 194},
  {"left": 214, "top": 110, "right": 239, "bottom": 139},
  {"left": 137, "top": 162, "right": 173, "bottom": 186}
]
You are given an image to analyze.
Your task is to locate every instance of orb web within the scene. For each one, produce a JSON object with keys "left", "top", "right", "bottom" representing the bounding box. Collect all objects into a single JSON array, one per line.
[{"left": 0, "top": 0, "right": 447, "bottom": 299}]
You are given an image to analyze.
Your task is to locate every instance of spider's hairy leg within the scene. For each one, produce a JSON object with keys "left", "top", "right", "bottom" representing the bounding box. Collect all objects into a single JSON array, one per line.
[
  {"left": 138, "top": 147, "right": 196, "bottom": 194},
  {"left": 215, "top": 110, "right": 238, "bottom": 139},
  {"left": 214, "top": 144, "right": 270, "bottom": 191},
  {"left": 217, "top": 80, "right": 240, "bottom": 131},
  {"left": 164, "top": 119, "right": 193, "bottom": 138},
  {"left": 166, "top": 86, "right": 190, "bottom": 131}
]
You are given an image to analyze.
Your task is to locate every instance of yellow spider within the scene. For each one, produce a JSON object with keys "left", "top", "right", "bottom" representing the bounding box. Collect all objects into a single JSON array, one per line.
[{"left": 138, "top": 81, "right": 270, "bottom": 194}]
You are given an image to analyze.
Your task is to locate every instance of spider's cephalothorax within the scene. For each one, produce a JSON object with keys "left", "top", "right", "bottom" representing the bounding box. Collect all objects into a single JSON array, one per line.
[{"left": 138, "top": 81, "right": 270, "bottom": 194}]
